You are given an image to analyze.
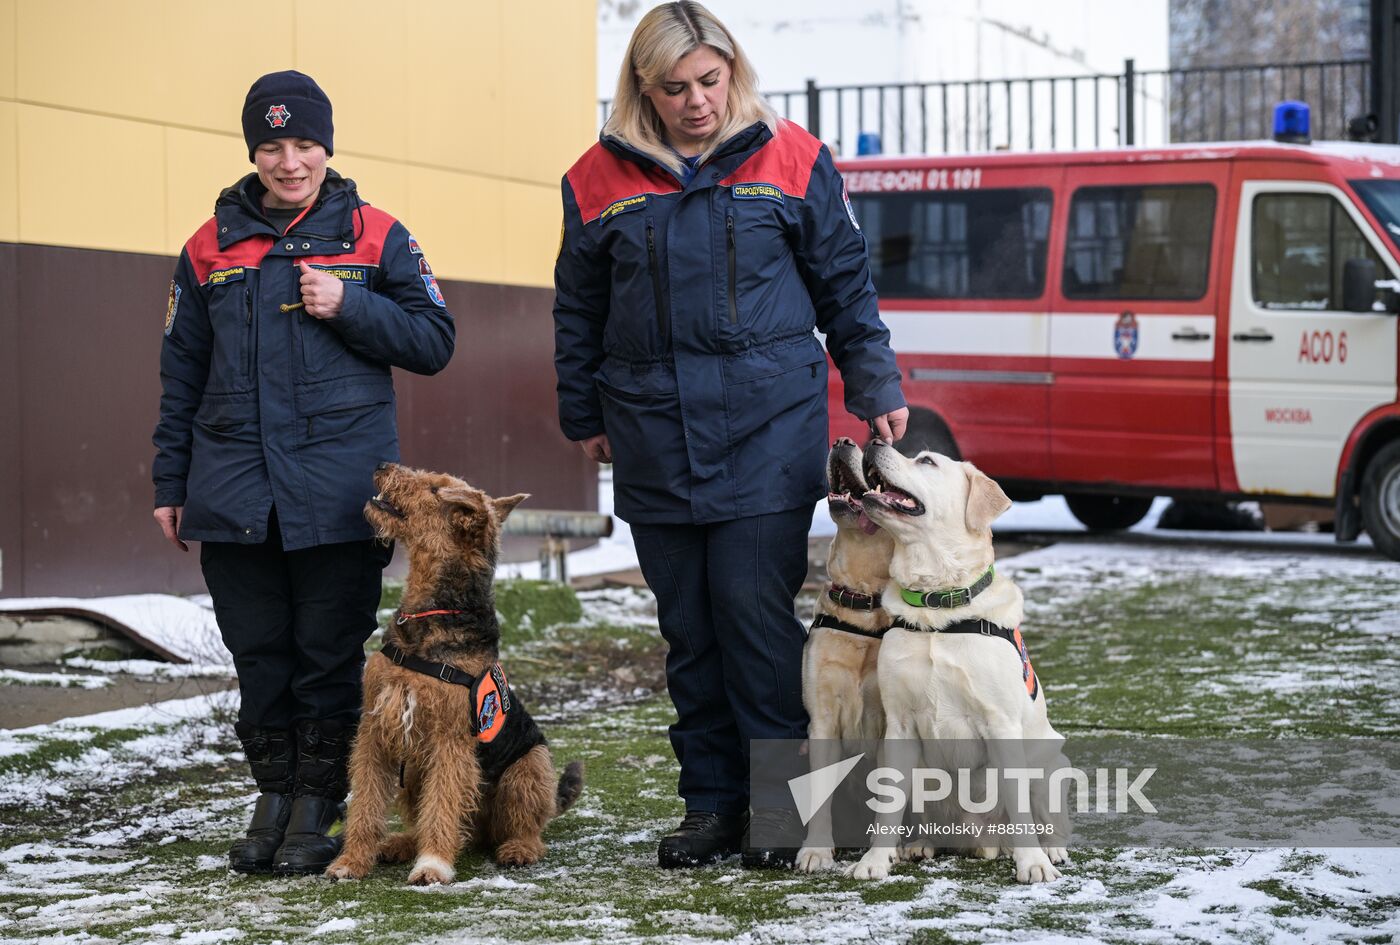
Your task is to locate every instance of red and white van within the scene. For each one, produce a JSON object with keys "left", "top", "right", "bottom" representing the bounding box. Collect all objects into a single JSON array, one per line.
[{"left": 830, "top": 136, "right": 1400, "bottom": 559}]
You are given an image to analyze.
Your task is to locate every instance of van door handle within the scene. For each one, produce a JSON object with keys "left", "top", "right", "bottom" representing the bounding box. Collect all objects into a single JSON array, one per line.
[
  {"left": 1171, "top": 328, "right": 1212, "bottom": 342},
  {"left": 1232, "top": 330, "right": 1275, "bottom": 343}
]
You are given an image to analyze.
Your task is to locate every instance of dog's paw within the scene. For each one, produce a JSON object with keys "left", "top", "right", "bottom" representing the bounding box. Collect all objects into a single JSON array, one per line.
[
  {"left": 378, "top": 833, "right": 417, "bottom": 863},
  {"left": 325, "top": 855, "right": 371, "bottom": 881},
  {"left": 847, "top": 850, "right": 896, "bottom": 880},
  {"left": 407, "top": 854, "right": 456, "bottom": 886},
  {"left": 973, "top": 845, "right": 1001, "bottom": 860},
  {"left": 1044, "top": 846, "right": 1071, "bottom": 866},
  {"left": 494, "top": 839, "right": 545, "bottom": 867},
  {"left": 794, "top": 846, "right": 835, "bottom": 873},
  {"left": 1013, "top": 849, "right": 1061, "bottom": 884},
  {"left": 899, "top": 839, "right": 938, "bottom": 863}
]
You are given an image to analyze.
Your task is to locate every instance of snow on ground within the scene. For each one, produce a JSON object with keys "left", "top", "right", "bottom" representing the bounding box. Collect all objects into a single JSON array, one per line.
[{"left": 0, "top": 669, "right": 112, "bottom": 689}]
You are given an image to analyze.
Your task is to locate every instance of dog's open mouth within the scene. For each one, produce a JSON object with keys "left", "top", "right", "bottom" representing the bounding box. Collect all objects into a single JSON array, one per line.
[
  {"left": 828, "top": 441, "right": 882, "bottom": 533},
  {"left": 369, "top": 493, "right": 405, "bottom": 519},
  {"left": 863, "top": 465, "right": 925, "bottom": 516}
]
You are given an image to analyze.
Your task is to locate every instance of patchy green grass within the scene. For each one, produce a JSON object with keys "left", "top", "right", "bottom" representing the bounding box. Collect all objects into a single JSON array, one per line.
[{"left": 1, "top": 544, "right": 1397, "bottom": 944}]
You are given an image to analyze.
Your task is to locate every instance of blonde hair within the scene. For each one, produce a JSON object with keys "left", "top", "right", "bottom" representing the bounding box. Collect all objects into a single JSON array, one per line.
[{"left": 604, "top": 1, "right": 778, "bottom": 175}]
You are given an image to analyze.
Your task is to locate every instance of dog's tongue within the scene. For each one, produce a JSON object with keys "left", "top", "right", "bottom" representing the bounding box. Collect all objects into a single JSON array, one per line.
[{"left": 858, "top": 510, "right": 879, "bottom": 534}]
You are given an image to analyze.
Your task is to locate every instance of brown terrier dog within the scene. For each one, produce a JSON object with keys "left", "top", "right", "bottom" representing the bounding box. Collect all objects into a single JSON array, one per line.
[{"left": 326, "top": 463, "right": 584, "bottom": 886}]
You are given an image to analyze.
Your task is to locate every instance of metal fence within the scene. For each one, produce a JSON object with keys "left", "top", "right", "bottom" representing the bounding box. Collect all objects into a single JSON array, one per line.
[{"left": 599, "top": 58, "right": 1373, "bottom": 158}]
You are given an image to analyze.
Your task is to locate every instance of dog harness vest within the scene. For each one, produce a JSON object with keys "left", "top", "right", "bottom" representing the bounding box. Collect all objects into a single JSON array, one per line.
[
  {"left": 898, "top": 565, "right": 995, "bottom": 609},
  {"left": 811, "top": 612, "right": 889, "bottom": 639},
  {"left": 827, "top": 583, "right": 881, "bottom": 611},
  {"left": 890, "top": 617, "right": 1040, "bottom": 700},
  {"left": 378, "top": 642, "right": 547, "bottom": 781}
]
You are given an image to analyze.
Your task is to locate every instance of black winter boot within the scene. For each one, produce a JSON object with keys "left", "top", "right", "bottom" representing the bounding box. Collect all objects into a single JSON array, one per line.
[
  {"left": 271, "top": 719, "right": 352, "bottom": 875},
  {"left": 741, "top": 807, "right": 803, "bottom": 869},
  {"left": 229, "top": 722, "right": 295, "bottom": 874},
  {"left": 657, "top": 811, "right": 747, "bottom": 868}
]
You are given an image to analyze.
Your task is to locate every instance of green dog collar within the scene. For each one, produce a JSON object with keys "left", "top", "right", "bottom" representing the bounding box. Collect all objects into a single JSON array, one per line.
[{"left": 899, "top": 565, "right": 995, "bottom": 609}]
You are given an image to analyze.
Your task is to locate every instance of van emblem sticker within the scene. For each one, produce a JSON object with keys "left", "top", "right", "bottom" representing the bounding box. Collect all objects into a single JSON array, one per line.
[{"left": 1114, "top": 312, "right": 1139, "bottom": 359}]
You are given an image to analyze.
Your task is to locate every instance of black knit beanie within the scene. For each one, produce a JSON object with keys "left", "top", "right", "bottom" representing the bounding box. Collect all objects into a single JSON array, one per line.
[{"left": 241, "top": 70, "right": 334, "bottom": 161}]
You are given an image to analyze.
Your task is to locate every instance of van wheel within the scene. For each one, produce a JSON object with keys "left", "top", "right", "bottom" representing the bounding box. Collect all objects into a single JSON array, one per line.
[
  {"left": 1065, "top": 494, "right": 1154, "bottom": 531},
  {"left": 896, "top": 409, "right": 960, "bottom": 460},
  {"left": 1361, "top": 440, "right": 1400, "bottom": 561}
]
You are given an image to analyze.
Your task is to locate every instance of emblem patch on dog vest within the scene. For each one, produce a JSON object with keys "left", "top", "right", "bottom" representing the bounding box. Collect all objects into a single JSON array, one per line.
[
  {"left": 164, "top": 281, "right": 181, "bottom": 336},
  {"left": 470, "top": 664, "right": 513, "bottom": 743},
  {"left": 1013, "top": 627, "right": 1040, "bottom": 701}
]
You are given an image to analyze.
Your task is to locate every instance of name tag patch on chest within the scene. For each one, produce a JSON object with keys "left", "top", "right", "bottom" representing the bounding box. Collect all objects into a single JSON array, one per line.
[
  {"left": 600, "top": 194, "right": 647, "bottom": 223},
  {"left": 732, "top": 182, "right": 785, "bottom": 204},
  {"left": 310, "top": 265, "right": 368, "bottom": 285},
  {"left": 208, "top": 266, "right": 245, "bottom": 286}
]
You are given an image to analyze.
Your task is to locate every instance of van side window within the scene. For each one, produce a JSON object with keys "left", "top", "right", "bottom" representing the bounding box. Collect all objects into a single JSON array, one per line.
[
  {"left": 1252, "top": 192, "right": 1385, "bottom": 311},
  {"left": 848, "top": 188, "right": 1052, "bottom": 299},
  {"left": 1062, "top": 185, "right": 1216, "bottom": 300}
]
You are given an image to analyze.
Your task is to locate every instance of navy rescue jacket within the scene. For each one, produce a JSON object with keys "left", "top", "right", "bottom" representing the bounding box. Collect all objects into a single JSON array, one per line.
[
  {"left": 153, "top": 170, "right": 455, "bottom": 549},
  {"left": 553, "top": 120, "right": 904, "bottom": 523}
]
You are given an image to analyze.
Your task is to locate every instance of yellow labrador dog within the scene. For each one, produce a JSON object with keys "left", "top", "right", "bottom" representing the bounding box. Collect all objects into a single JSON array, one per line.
[
  {"left": 795, "top": 438, "right": 894, "bottom": 873},
  {"left": 850, "top": 440, "right": 1069, "bottom": 884}
]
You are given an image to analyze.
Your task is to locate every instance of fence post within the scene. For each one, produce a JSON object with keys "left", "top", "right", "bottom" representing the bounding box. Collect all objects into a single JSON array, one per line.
[
  {"left": 1374, "top": 0, "right": 1399, "bottom": 143},
  {"left": 1122, "top": 58, "right": 1136, "bottom": 146},
  {"left": 806, "top": 78, "right": 822, "bottom": 141}
]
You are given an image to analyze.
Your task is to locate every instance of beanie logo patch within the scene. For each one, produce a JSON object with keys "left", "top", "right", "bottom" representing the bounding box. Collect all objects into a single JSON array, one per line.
[{"left": 265, "top": 104, "right": 291, "bottom": 129}]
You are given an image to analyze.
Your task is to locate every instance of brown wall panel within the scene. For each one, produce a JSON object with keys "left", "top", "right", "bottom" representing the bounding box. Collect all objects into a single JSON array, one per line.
[
  {"left": 2, "top": 243, "right": 590, "bottom": 598},
  {"left": 0, "top": 245, "right": 22, "bottom": 596}
]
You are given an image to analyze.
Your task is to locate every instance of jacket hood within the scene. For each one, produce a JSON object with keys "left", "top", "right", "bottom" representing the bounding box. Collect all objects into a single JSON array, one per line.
[
  {"left": 214, "top": 168, "right": 362, "bottom": 248},
  {"left": 601, "top": 120, "right": 774, "bottom": 182}
]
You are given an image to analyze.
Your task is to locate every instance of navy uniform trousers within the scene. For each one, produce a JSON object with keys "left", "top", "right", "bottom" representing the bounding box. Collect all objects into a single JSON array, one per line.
[
  {"left": 631, "top": 505, "right": 813, "bottom": 814},
  {"left": 200, "top": 509, "right": 392, "bottom": 727}
]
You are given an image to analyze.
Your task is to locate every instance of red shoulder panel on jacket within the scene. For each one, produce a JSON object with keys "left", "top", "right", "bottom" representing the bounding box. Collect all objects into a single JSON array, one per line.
[
  {"left": 346, "top": 204, "right": 398, "bottom": 265},
  {"left": 719, "top": 120, "right": 822, "bottom": 199},
  {"left": 185, "top": 218, "right": 273, "bottom": 285},
  {"left": 567, "top": 142, "right": 681, "bottom": 225}
]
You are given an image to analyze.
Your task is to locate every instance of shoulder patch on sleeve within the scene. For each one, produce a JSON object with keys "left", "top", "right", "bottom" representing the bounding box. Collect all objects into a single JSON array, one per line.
[
  {"left": 842, "top": 180, "right": 860, "bottom": 231},
  {"left": 164, "top": 281, "right": 181, "bottom": 336},
  {"left": 418, "top": 256, "right": 446, "bottom": 307}
]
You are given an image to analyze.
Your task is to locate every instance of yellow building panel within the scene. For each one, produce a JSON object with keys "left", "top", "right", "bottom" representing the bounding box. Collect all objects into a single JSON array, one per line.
[
  {"left": 16, "top": 0, "right": 292, "bottom": 134},
  {"left": 164, "top": 128, "right": 255, "bottom": 253},
  {"left": 0, "top": 0, "right": 16, "bottom": 100},
  {"left": 294, "top": 0, "right": 410, "bottom": 165},
  {"left": 398, "top": 0, "right": 502, "bottom": 178},
  {"left": 17, "top": 105, "right": 164, "bottom": 253},
  {"left": 405, "top": 166, "right": 503, "bottom": 284},
  {"left": 501, "top": 181, "right": 563, "bottom": 288},
  {"left": 0, "top": 103, "right": 17, "bottom": 243},
  {"left": 329, "top": 153, "right": 411, "bottom": 228},
  {"left": 500, "top": 2, "right": 597, "bottom": 186}
]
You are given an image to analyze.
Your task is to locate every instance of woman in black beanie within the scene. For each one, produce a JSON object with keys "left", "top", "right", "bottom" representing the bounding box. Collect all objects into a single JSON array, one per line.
[{"left": 152, "top": 70, "right": 456, "bottom": 875}]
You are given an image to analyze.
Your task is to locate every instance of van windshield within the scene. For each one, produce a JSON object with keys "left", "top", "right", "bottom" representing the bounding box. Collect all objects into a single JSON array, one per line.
[{"left": 1351, "top": 180, "right": 1400, "bottom": 251}]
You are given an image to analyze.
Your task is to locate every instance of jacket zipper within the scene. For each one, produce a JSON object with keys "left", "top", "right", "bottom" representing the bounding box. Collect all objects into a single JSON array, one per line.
[
  {"left": 646, "top": 219, "right": 670, "bottom": 341},
  {"left": 725, "top": 212, "right": 738, "bottom": 324},
  {"left": 243, "top": 287, "right": 254, "bottom": 379}
]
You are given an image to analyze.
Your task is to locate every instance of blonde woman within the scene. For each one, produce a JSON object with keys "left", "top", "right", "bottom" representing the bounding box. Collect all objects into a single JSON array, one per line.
[{"left": 553, "top": 1, "right": 906, "bottom": 868}]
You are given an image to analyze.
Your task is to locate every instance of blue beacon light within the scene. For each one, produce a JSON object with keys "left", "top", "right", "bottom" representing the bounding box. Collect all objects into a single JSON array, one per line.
[
  {"left": 1273, "top": 101, "right": 1311, "bottom": 144},
  {"left": 857, "top": 132, "right": 883, "bottom": 156}
]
